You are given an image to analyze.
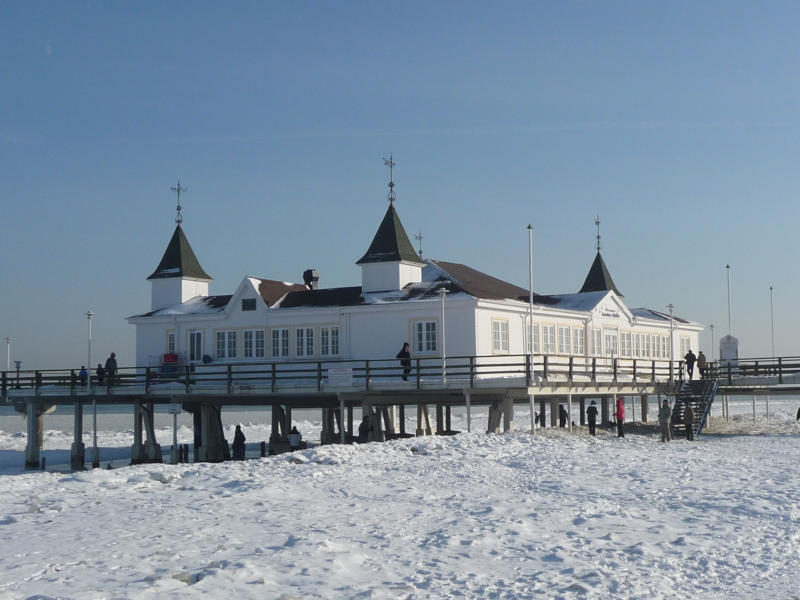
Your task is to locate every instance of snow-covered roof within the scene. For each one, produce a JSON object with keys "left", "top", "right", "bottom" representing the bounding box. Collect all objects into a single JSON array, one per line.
[
  {"left": 131, "top": 295, "right": 231, "bottom": 318},
  {"left": 542, "top": 291, "right": 609, "bottom": 312}
]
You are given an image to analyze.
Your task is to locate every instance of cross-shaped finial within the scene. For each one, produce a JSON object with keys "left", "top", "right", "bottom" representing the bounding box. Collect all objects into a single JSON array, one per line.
[
  {"left": 171, "top": 180, "right": 188, "bottom": 224},
  {"left": 383, "top": 154, "right": 396, "bottom": 205},
  {"left": 594, "top": 214, "right": 601, "bottom": 252}
]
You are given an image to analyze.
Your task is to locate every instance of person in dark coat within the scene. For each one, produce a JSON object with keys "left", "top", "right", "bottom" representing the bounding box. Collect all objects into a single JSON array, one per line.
[
  {"left": 96, "top": 363, "right": 105, "bottom": 386},
  {"left": 697, "top": 351, "right": 708, "bottom": 379},
  {"left": 684, "top": 350, "right": 697, "bottom": 380},
  {"left": 232, "top": 424, "right": 246, "bottom": 460},
  {"left": 615, "top": 397, "right": 625, "bottom": 438},
  {"left": 659, "top": 399, "right": 672, "bottom": 442},
  {"left": 796, "top": 406, "right": 800, "bottom": 421},
  {"left": 289, "top": 426, "right": 302, "bottom": 450},
  {"left": 79, "top": 366, "right": 88, "bottom": 386},
  {"left": 104, "top": 352, "right": 118, "bottom": 386},
  {"left": 558, "top": 405, "right": 568, "bottom": 428},
  {"left": 586, "top": 400, "right": 598, "bottom": 436},
  {"left": 684, "top": 404, "right": 694, "bottom": 441},
  {"left": 357, "top": 415, "right": 372, "bottom": 443},
  {"left": 396, "top": 343, "right": 412, "bottom": 381}
]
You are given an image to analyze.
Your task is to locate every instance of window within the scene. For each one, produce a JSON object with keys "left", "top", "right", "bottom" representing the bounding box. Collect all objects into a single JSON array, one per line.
[
  {"left": 662, "top": 336, "right": 669, "bottom": 358},
  {"left": 633, "top": 333, "right": 640, "bottom": 357},
  {"left": 604, "top": 328, "right": 618, "bottom": 356},
  {"left": 320, "top": 326, "right": 340, "bottom": 356},
  {"left": 413, "top": 321, "right": 437, "bottom": 353},
  {"left": 243, "top": 329, "right": 265, "bottom": 359},
  {"left": 533, "top": 323, "right": 540, "bottom": 354},
  {"left": 241, "top": 298, "right": 256, "bottom": 311},
  {"left": 492, "top": 319, "right": 509, "bottom": 353},
  {"left": 680, "top": 336, "right": 690, "bottom": 357},
  {"left": 558, "top": 326, "right": 570, "bottom": 355},
  {"left": 272, "top": 328, "right": 289, "bottom": 358},
  {"left": 621, "top": 332, "right": 632, "bottom": 357},
  {"left": 653, "top": 334, "right": 661, "bottom": 358},
  {"left": 296, "top": 327, "right": 314, "bottom": 357},
  {"left": 189, "top": 330, "right": 202, "bottom": 363},
  {"left": 543, "top": 325, "right": 555, "bottom": 354},
  {"left": 166, "top": 331, "right": 176, "bottom": 355},
  {"left": 642, "top": 334, "right": 651, "bottom": 358},
  {"left": 591, "top": 329, "right": 602, "bottom": 356},
  {"left": 526, "top": 321, "right": 540, "bottom": 354},
  {"left": 216, "top": 330, "right": 237, "bottom": 360},
  {"left": 573, "top": 328, "right": 584, "bottom": 355}
]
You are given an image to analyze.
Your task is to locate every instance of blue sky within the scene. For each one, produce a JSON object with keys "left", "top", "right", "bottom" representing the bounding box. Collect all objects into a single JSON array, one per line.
[{"left": 2, "top": 1, "right": 800, "bottom": 369}]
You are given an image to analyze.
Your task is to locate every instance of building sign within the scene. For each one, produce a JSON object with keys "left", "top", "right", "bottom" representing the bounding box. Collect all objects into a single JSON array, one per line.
[
  {"left": 328, "top": 367, "right": 353, "bottom": 387},
  {"left": 600, "top": 309, "right": 620, "bottom": 318},
  {"left": 167, "top": 403, "right": 182, "bottom": 414}
]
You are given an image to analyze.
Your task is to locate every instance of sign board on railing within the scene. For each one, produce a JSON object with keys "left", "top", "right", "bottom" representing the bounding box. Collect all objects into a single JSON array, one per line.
[
  {"left": 328, "top": 367, "right": 353, "bottom": 387},
  {"left": 167, "top": 403, "right": 182, "bottom": 414}
]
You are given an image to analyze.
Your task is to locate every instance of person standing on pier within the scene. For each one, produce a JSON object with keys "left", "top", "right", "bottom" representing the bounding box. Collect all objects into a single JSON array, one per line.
[
  {"left": 684, "top": 349, "right": 697, "bottom": 380},
  {"left": 684, "top": 404, "right": 695, "bottom": 441},
  {"left": 697, "top": 351, "right": 707, "bottom": 379},
  {"left": 104, "top": 352, "right": 117, "bottom": 386},
  {"left": 659, "top": 399, "right": 672, "bottom": 442},
  {"left": 79, "top": 366, "right": 88, "bottom": 386},
  {"left": 615, "top": 397, "right": 625, "bottom": 438},
  {"left": 586, "top": 400, "right": 598, "bottom": 436},
  {"left": 232, "top": 424, "right": 246, "bottom": 460},
  {"left": 96, "top": 363, "right": 105, "bottom": 386},
  {"left": 396, "top": 342, "right": 412, "bottom": 381}
]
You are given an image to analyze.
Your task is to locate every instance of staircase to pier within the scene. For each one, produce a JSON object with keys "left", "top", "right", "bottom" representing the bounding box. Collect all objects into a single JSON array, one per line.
[{"left": 671, "top": 380, "right": 718, "bottom": 438}]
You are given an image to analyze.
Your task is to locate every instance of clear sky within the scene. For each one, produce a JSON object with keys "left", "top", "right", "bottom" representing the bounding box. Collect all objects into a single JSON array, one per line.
[{"left": 2, "top": 1, "right": 800, "bottom": 370}]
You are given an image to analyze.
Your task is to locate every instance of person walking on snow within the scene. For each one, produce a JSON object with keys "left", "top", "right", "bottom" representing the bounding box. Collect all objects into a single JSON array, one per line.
[
  {"left": 232, "top": 424, "right": 246, "bottom": 460},
  {"left": 659, "top": 399, "right": 672, "bottom": 442},
  {"left": 586, "top": 400, "right": 598, "bottom": 436},
  {"left": 684, "top": 403, "right": 695, "bottom": 441},
  {"left": 559, "top": 405, "right": 568, "bottom": 428},
  {"left": 615, "top": 397, "right": 625, "bottom": 438},
  {"left": 684, "top": 349, "right": 697, "bottom": 380}
]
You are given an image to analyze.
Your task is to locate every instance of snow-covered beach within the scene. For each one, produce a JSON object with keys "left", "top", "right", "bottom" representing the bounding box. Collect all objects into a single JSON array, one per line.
[{"left": 0, "top": 403, "right": 798, "bottom": 599}]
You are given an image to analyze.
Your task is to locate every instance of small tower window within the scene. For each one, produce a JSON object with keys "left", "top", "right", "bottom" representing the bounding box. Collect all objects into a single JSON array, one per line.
[{"left": 242, "top": 298, "right": 256, "bottom": 311}]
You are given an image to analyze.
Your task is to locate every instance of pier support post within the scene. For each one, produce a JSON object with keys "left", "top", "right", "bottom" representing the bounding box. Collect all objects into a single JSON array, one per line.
[
  {"left": 70, "top": 401, "right": 85, "bottom": 470},
  {"left": 640, "top": 395, "right": 649, "bottom": 423},
  {"left": 347, "top": 405, "right": 354, "bottom": 441},
  {"left": 466, "top": 393, "right": 472, "bottom": 433},
  {"left": 502, "top": 396, "right": 514, "bottom": 432},
  {"left": 382, "top": 406, "right": 395, "bottom": 438},
  {"left": 131, "top": 402, "right": 163, "bottom": 464},
  {"left": 445, "top": 405, "right": 452, "bottom": 432},
  {"left": 579, "top": 398, "right": 586, "bottom": 426},
  {"left": 25, "top": 401, "right": 41, "bottom": 469},
  {"left": 487, "top": 402, "right": 503, "bottom": 434},
  {"left": 539, "top": 400, "right": 546, "bottom": 427},
  {"left": 339, "top": 395, "right": 346, "bottom": 444},
  {"left": 567, "top": 394, "right": 573, "bottom": 431},
  {"left": 435, "top": 404, "right": 444, "bottom": 435},
  {"left": 399, "top": 404, "right": 406, "bottom": 435},
  {"left": 550, "top": 398, "right": 559, "bottom": 427},
  {"left": 601, "top": 396, "right": 610, "bottom": 425},
  {"left": 416, "top": 404, "right": 432, "bottom": 436},
  {"left": 197, "top": 404, "right": 229, "bottom": 462},
  {"left": 529, "top": 393, "right": 535, "bottom": 433}
]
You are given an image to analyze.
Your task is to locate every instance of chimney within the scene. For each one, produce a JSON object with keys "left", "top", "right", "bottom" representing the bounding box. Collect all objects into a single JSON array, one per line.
[{"left": 303, "top": 269, "right": 319, "bottom": 290}]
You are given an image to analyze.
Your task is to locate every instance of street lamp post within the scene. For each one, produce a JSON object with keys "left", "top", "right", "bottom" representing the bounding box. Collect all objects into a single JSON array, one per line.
[
  {"left": 726, "top": 264, "right": 732, "bottom": 334},
  {"left": 667, "top": 304, "right": 675, "bottom": 380},
  {"left": 5, "top": 337, "right": 11, "bottom": 372},
  {"left": 87, "top": 310, "right": 99, "bottom": 468},
  {"left": 439, "top": 287, "right": 448, "bottom": 384},
  {"left": 769, "top": 286, "right": 774, "bottom": 358},
  {"left": 709, "top": 324, "right": 715, "bottom": 363},
  {"left": 527, "top": 224, "right": 535, "bottom": 434}
]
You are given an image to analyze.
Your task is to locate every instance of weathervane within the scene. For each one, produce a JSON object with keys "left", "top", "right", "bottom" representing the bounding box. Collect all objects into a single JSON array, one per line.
[
  {"left": 171, "top": 180, "right": 188, "bottom": 224},
  {"left": 415, "top": 230, "right": 423, "bottom": 257},
  {"left": 383, "top": 154, "right": 396, "bottom": 205},
  {"left": 594, "top": 214, "right": 601, "bottom": 252}
]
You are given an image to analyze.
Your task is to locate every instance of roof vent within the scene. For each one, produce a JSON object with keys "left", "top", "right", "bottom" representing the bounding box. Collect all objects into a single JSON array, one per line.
[{"left": 303, "top": 269, "right": 319, "bottom": 290}]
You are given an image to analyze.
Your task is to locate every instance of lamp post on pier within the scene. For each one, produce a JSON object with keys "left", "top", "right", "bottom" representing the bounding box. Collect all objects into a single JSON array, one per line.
[
  {"left": 527, "top": 224, "right": 536, "bottom": 434},
  {"left": 439, "top": 287, "right": 448, "bottom": 384},
  {"left": 5, "top": 337, "right": 11, "bottom": 372},
  {"left": 667, "top": 304, "right": 675, "bottom": 380},
  {"left": 769, "top": 286, "right": 774, "bottom": 358},
  {"left": 87, "top": 310, "right": 99, "bottom": 468},
  {"left": 709, "top": 324, "right": 715, "bottom": 362}
]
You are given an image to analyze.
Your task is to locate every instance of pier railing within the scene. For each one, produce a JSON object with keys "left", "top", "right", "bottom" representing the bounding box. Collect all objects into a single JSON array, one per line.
[{"left": 1, "top": 354, "right": 687, "bottom": 400}]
